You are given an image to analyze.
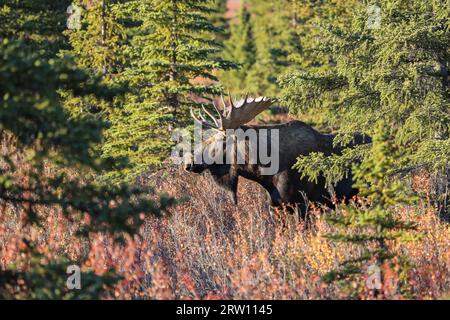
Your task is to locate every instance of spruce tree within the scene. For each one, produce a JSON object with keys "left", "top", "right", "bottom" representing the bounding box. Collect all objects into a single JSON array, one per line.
[
  {"left": 102, "top": 0, "right": 236, "bottom": 180},
  {"left": 65, "top": 0, "right": 127, "bottom": 77},
  {"left": 281, "top": 0, "right": 449, "bottom": 210},
  {"left": 322, "top": 123, "right": 420, "bottom": 297},
  {"left": 220, "top": 1, "right": 257, "bottom": 94},
  {"left": 62, "top": 0, "right": 131, "bottom": 117},
  {"left": 210, "top": 0, "right": 230, "bottom": 42},
  {"left": 287, "top": 0, "right": 356, "bottom": 71},
  {"left": 0, "top": 0, "right": 71, "bottom": 54},
  {"left": 0, "top": 39, "right": 171, "bottom": 298},
  {"left": 261, "top": 0, "right": 356, "bottom": 128},
  {"left": 244, "top": 0, "right": 300, "bottom": 96}
]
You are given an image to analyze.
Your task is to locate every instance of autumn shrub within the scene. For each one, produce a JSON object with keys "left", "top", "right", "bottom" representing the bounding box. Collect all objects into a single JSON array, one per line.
[{"left": 1, "top": 162, "right": 448, "bottom": 299}]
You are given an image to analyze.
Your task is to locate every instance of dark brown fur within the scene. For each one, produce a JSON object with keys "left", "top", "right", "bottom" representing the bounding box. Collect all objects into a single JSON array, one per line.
[{"left": 185, "top": 120, "right": 370, "bottom": 216}]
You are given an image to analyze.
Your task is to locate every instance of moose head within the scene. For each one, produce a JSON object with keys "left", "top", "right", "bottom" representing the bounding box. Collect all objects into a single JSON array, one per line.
[
  {"left": 184, "top": 95, "right": 275, "bottom": 204},
  {"left": 184, "top": 94, "right": 366, "bottom": 216}
]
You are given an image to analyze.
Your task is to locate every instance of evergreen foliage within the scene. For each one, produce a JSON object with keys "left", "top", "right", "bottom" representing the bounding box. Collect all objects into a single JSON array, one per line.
[
  {"left": 101, "top": 0, "right": 236, "bottom": 180},
  {"left": 287, "top": 0, "right": 357, "bottom": 72},
  {"left": 0, "top": 38, "right": 171, "bottom": 298},
  {"left": 244, "top": 0, "right": 300, "bottom": 96},
  {"left": 220, "top": 1, "right": 257, "bottom": 94},
  {"left": 322, "top": 123, "right": 421, "bottom": 297},
  {"left": 281, "top": 0, "right": 449, "bottom": 210},
  {"left": 210, "top": 0, "right": 230, "bottom": 42},
  {"left": 219, "top": 0, "right": 303, "bottom": 96},
  {"left": 62, "top": 0, "right": 130, "bottom": 117},
  {"left": 65, "top": 0, "right": 127, "bottom": 77},
  {"left": 0, "top": 0, "right": 71, "bottom": 54},
  {"left": 1, "top": 0, "right": 448, "bottom": 299}
]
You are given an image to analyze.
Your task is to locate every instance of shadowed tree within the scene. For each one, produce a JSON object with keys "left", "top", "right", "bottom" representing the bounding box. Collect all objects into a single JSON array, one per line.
[
  {"left": 0, "top": 0, "right": 71, "bottom": 55},
  {"left": 281, "top": 0, "right": 449, "bottom": 212},
  {"left": 220, "top": 1, "right": 257, "bottom": 94},
  {"left": 322, "top": 123, "right": 420, "bottom": 298},
  {"left": 0, "top": 1, "right": 174, "bottom": 298}
]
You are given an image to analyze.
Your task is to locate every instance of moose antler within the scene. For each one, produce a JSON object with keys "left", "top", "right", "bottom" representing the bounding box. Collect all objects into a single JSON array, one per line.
[{"left": 191, "top": 94, "right": 274, "bottom": 131}]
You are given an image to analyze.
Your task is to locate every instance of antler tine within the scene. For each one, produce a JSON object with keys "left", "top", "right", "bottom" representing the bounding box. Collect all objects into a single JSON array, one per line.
[
  {"left": 220, "top": 95, "right": 274, "bottom": 129},
  {"left": 191, "top": 95, "right": 274, "bottom": 131},
  {"left": 201, "top": 104, "right": 219, "bottom": 127},
  {"left": 220, "top": 93, "right": 227, "bottom": 113},
  {"left": 244, "top": 92, "right": 249, "bottom": 103},
  {"left": 190, "top": 107, "right": 216, "bottom": 130},
  {"left": 227, "top": 90, "right": 234, "bottom": 114},
  {"left": 190, "top": 107, "right": 202, "bottom": 125},
  {"left": 199, "top": 112, "right": 208, "bottom": 123}
]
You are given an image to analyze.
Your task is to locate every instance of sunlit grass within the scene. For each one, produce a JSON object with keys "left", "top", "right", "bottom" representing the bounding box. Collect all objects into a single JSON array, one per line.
[{"left": 0, "top": 165, "right": 448, "bottom": 299}]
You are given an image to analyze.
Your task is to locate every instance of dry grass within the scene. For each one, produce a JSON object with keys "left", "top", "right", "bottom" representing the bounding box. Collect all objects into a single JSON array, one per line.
[{"left": 0, "top": 165, "right": 449, "bottom": 299}]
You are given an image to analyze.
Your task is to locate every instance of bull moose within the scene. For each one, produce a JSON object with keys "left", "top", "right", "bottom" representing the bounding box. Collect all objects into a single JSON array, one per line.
[{"left": 184, "top": 95, "right": 370, "bottom": 217}]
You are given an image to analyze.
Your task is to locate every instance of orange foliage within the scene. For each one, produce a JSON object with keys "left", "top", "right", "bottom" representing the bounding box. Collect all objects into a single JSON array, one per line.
[{"left": 0, "top": 167, "right": 449, "bottom": 299}]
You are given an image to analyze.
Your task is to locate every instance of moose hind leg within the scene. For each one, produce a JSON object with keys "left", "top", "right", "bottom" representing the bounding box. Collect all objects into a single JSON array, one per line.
[{"left": 266, "top": 188, "right": 282, "bottom": 219}]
